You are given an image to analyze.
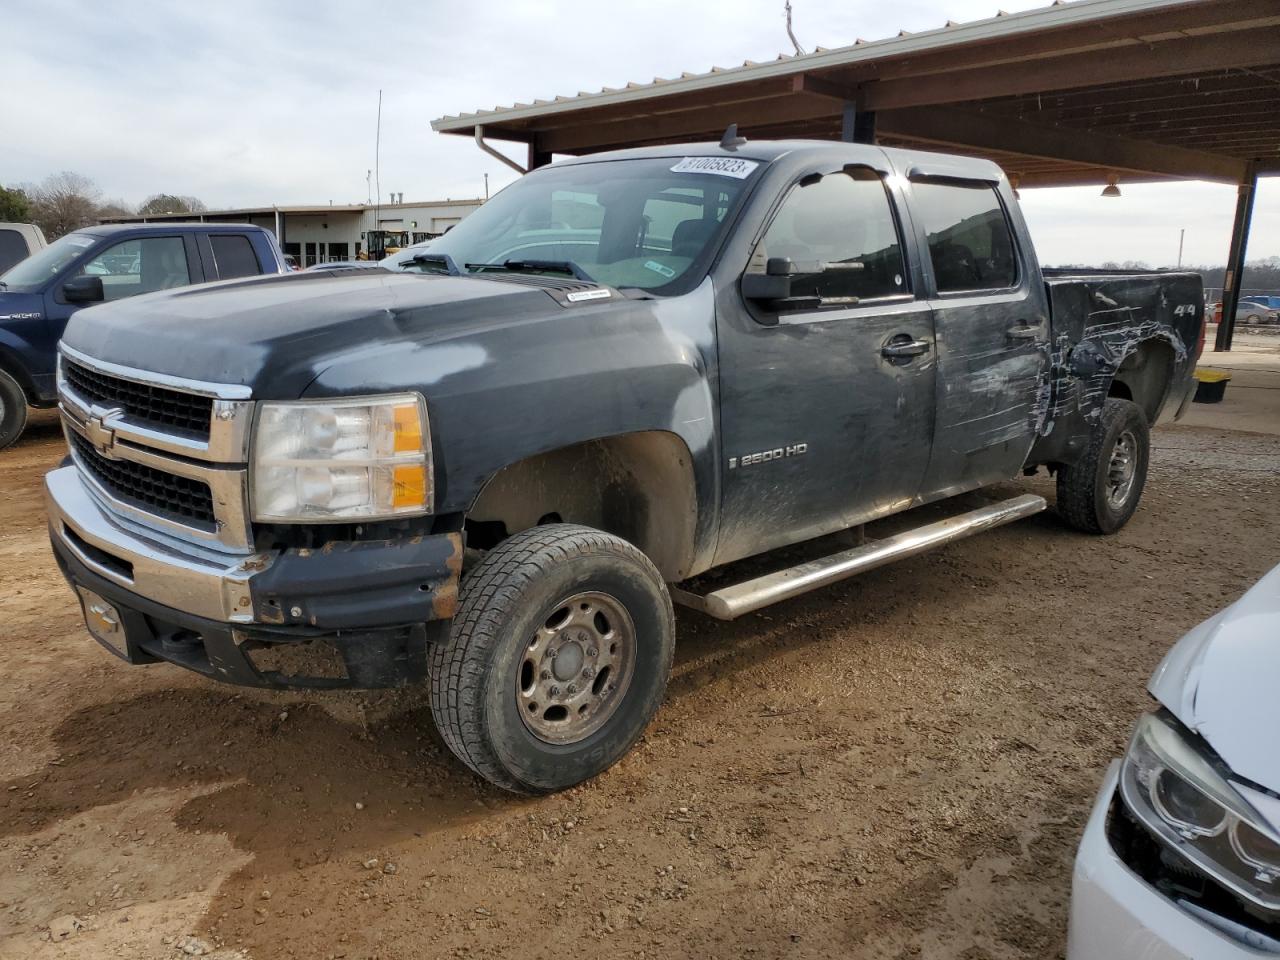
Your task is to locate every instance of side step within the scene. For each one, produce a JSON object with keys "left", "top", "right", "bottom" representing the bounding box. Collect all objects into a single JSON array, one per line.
[{"left": 671, "top": 493, "right": 1046, "bottom": 621}]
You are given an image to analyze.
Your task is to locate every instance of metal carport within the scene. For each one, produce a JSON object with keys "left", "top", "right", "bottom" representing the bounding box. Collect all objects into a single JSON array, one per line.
[{"left": 432, "top": 0, "right": 1280, "bottom": 351}]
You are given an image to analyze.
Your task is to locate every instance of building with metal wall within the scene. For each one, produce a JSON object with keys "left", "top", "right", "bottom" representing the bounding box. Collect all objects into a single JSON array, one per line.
[{"left": 103, "top": 198, "right": 484, "bottom": 265}]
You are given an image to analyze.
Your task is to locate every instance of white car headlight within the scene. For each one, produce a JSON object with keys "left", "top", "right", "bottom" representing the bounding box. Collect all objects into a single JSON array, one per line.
[
  {"left": 251, "top": 394, "right": 431, "bottom": 522},
  {"left": 1120, "top": 711, "right": 1280, "bottom": 911}
]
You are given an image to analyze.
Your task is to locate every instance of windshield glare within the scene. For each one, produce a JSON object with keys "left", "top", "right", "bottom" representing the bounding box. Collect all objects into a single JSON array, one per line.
[
  {"left": 383, "top": 156, "right": 759, "bottom": 292},
  {"left": 0, "top": 231, "right": 98, "bottom": 289}
]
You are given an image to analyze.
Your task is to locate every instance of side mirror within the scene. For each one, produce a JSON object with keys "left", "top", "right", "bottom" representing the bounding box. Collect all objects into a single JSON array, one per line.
[
  {"left": 742, "top": 256, "right": 863, "bottom": 316},
  {"left": 63, "top": 275, "right": 105, "bottom": 304}
]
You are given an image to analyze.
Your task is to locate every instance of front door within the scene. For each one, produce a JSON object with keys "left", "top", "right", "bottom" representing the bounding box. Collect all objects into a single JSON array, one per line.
[
  {"left": 904, "top": 177, "right": 1049, "bottom": 498},
  {"left": 713, "top": 164, "right": 937, "bottom": 566}
]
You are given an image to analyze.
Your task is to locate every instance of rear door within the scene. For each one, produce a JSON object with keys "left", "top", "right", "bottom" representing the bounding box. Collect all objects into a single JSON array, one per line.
[{"left": 904, "top": 174, "right": 1049, "bottom": 498}]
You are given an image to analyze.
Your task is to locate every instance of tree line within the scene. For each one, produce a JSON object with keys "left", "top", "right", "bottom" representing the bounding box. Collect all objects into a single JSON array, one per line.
[{"left": 0, "top": 172, "right": 206, "bottom": 241}]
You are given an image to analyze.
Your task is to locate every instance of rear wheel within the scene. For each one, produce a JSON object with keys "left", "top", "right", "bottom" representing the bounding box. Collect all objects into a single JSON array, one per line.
[
  {"left": 1056, "top": 398, "right": 1150, "bottom": 534},
  {"left": 1245, "top": 313, "right": 1263, "bottom": 326},
  {"left": 428, "top": 523, "right": 675, "bottom": 794},
  {"left": 0, "top": 370, "right": 29, "bottom": 452}
]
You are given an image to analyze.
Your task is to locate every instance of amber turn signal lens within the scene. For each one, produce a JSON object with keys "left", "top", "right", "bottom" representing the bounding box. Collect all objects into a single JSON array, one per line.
[
  {"left": 393, "top": 403, "right": 424, "bottom": 454},
  {"left": 391, "top": 464, "right": 427, "bottom": 509}
]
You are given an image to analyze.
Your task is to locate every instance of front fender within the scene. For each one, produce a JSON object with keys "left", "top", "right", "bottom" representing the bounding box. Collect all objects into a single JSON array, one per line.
[{"left": 304, "top": 280, "right": 722, "bottom": 571}]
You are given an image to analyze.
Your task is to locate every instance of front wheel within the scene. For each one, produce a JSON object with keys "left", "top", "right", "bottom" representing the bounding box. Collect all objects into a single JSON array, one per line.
[
  {"left": 1056, "top": 397, "right": 1150, "bottom": 534},
  {"left": 0, "top": 370, "right": 29, "bottom": 452},
  {"left": 428, "top": 524, "right": 675, "bottom": 794}
]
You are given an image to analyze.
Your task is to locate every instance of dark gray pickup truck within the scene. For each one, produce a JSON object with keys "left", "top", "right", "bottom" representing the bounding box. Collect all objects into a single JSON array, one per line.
[{"left": 45, "top": 139, "right": 1203, "bottom": 793}]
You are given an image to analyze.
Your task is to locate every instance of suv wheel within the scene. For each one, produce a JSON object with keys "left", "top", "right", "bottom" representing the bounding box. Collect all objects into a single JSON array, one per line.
[
  {"left": 0, "top": 370, "right": 29, "bottom": 452},
  {"left": 1055, "top": 397, "right": 1150, "bottom": 534},
  {"left": 428, "top": 524, "right": 675, "bottom": 793}
]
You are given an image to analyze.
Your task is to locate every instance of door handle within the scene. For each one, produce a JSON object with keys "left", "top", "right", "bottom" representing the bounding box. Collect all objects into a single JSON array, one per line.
[
  {"left": 881, "top": 337, "right": 931, "bottom": 360},
  {"left": 1006, "top": 323, "right": 1038, "bottom": 341}
]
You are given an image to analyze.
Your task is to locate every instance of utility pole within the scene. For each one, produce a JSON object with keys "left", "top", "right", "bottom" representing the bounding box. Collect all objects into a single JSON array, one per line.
[
  {"left": 1177, "top": 228, "right": 1184, "bottom": 268},
  {"left": 484, "top": 173, "right": 489, "bottom": 200}
]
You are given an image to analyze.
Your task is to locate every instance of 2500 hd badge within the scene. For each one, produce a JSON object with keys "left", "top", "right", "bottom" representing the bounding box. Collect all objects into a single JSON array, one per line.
[{"left": 729, "top": 443, "right": 809, "bottom": 469}]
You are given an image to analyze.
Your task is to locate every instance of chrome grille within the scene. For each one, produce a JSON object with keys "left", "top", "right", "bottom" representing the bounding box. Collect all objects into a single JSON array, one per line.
[
  {"left": 63, "top": 358, "right": 214, "bottom": 438},
  {"left": 58, "top": 345, "right": 254, "bottom": 553},
  {"left": 68, "top": 431, "right": 216, "bottom": 530}
]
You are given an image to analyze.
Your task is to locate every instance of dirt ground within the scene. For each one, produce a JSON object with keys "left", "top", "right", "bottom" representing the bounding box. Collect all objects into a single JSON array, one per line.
[{"left": 3, "top": 388, "right": 1279, "bottom": 959}]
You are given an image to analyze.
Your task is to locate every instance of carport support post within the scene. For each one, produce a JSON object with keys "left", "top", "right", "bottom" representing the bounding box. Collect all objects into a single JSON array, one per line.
[
  {"left": 1215, "top": 160, "right": 1258, "bottom": 353},
  {"left": 840, "top": 89, "right": 877, "bottom": 144},
  {"left": 528, "top": 138, "right": 552, "bottom": 171}
]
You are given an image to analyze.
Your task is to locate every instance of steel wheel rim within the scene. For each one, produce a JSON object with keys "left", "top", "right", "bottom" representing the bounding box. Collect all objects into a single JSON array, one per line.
[
  {"left": 1106, "top": 429, "right": 1138, "bottom": 510},
  {"left": 516, "top": 590, "right": 637, "bottom": 745}
]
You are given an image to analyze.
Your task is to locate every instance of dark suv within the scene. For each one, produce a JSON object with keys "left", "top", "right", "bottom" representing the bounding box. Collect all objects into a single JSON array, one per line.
[{"left": 0, "top": 222, "right": 285, "bottom": 449}]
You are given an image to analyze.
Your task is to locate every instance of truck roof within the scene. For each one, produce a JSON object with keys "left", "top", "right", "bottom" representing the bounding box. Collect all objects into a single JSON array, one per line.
[
  {"left": 553, "top": 139, "right": 1006, "bottom": 183},
  {"left": 79, "top": 222, "right": 268, "bottom": 238}
]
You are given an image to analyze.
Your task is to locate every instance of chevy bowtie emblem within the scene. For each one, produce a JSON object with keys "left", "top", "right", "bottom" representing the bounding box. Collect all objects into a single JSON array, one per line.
[{"left": 84, "top": 407, "right": 123, "bottom": 458}]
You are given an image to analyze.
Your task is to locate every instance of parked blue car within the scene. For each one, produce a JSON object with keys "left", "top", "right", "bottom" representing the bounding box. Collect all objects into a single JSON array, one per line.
[{"left": 0, "top": 222, "right": 286, "bottom": 449}]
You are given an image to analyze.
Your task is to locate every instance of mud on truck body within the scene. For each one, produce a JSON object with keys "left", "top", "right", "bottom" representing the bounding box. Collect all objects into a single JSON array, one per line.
[{"left": 45, "top": 140, "right": 1203, "bottom": 793}]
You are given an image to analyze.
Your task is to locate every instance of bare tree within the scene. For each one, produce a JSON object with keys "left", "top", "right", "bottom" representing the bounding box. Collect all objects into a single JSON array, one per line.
[
  {"left": 27, "top": 171, "right": 102, "bottom": 239},
  {"left": 96, "top": 198, "right": 135, "bottom": 220},
  {"left": 138, "top": 193, "right": 207, "bottom": 216}
]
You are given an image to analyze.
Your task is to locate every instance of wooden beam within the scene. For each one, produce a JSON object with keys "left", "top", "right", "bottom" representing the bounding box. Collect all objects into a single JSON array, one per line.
[
  {"left": 537, "top": 94, "right": 840, "bottom": 153},
  {"left": 862, "top": 29, "right": 1280, "bottom": 111},
  {"left": 876, "top": 105, "right": 1249, "bottom": 182}
]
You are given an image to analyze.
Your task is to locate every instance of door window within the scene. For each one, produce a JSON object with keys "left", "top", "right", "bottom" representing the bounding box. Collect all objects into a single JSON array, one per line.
[
  {"left": 0, "top": 230, "right": 28, "bottom": 275},
  {"left": 76, "top": 236, "right": 190, "bottom": 300},
  {"left": 209, "top": 234, "right": 260, "bottom": 279},
  {"left": 912, "top": 181, "right": 1018, "bottom": 293},
  {"left": 753, "top": 167, "right": 908, "bottom": 302}
]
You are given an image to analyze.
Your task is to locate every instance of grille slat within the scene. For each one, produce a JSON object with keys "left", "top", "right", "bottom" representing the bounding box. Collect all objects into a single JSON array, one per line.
[
  {"left": 70, "top": 431, "right": 216, "bottom": 530},
  {"left": 64, "top": 360, "right": 213, "bottom": 437}
]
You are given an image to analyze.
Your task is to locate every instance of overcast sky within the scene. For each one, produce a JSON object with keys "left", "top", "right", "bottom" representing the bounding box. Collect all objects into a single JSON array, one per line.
[{"left": 5, "top": 0, "right": 1275, "bottom": 268}]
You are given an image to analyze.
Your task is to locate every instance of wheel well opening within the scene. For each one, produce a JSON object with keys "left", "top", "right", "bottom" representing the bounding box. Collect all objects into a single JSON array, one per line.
[
  {"left": 466, "top": 432, "right": 698, "bottom": 581},
  {"left": 1110, "top": 340, "right": 1175, "bottom": 424}
]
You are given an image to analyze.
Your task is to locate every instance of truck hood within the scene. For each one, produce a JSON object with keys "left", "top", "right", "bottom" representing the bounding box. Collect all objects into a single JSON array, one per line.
[
  {"left": 1149, "top": 563, "right": 1280, "bottom": 793},
  {"left": 60, "top": 270, "right": 572, "bottom": 397}
]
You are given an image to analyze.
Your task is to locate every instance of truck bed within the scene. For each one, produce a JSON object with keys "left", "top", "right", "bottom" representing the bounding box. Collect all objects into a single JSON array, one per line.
[{"left": 1028, "top": 268, "right": 1204, "bottom": 466}]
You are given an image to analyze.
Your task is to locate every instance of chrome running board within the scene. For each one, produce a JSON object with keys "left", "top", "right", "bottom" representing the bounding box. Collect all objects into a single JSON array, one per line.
[{"left": 671, "top": 494, "right": 1046, "bottom": 621}]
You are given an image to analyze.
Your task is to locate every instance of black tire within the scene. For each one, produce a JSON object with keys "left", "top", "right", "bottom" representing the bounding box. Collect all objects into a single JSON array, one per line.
[
  {"left": 1246, "top": 314, "right": 1262, "bottom": 326},
  {"left": 1056, "top": 397, "right": 1149, "bottom": 534},
  {"left": 0, "top": 369, "right": 29, "bottom": 452},
  {"left": 428, "top": 523, "right": 675, "bottom": 794}
]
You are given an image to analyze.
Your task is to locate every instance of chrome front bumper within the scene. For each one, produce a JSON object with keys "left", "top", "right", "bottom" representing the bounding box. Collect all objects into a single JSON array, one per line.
[{"left": 45, "top": 465, "right": 269, "bottom": 623}]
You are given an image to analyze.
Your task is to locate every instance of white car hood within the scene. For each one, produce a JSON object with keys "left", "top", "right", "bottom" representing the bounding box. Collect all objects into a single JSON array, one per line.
[{"left": 1150, "top": 563, "right": 1280, "bottom": 795}]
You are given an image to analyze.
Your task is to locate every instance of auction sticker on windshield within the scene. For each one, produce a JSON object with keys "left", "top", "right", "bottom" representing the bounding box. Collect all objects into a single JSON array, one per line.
[{"left": 670, "top": 156, "right": 759, "bottom": 179}]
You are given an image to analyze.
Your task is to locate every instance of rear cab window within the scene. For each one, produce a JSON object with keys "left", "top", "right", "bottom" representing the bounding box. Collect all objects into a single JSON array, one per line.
[
  {"left": 209, "top": 234, "right": 261, "bottom": 279},
  {"left": 911, "top": 180, "right": 1019, "bottom": 294}
]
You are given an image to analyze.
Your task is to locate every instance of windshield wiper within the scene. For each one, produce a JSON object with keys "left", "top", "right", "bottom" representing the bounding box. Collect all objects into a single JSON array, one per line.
[
  {"left": 400, "top": 252, "right": 463, "bottom": 276},
  {"left": 466, "top": 259, "right": 595, "bottom": 282}
]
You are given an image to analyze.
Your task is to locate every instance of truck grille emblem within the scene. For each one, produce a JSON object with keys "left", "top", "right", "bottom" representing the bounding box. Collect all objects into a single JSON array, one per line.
[{"left": 84, "top": 408, "right": 123, "bottom": 459}]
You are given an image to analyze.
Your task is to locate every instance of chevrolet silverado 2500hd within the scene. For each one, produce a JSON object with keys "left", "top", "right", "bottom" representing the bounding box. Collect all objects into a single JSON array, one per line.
[{"left": 45, "top": 140, "right": 1203, "bottom": 793}]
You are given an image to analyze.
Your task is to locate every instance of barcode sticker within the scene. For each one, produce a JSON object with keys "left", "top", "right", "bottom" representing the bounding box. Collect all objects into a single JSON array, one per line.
[{"left": 670, "top": 156, "right": 759, "bottom": 179}]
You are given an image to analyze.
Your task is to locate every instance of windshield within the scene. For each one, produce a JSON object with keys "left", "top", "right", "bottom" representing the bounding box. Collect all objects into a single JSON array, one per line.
[
  {"left": 0, "top": 231, "right": 99, "bottom": 290},
  {"left": 383, "top": 156, "right": 761, "bottom": 292}
]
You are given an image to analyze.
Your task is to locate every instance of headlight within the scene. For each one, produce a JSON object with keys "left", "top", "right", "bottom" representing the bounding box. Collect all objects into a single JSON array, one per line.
[
  {"left": 1120, "top": 711, "right": 1280, "bottom": 910},
  {"left": 251, "top": 394, "right": 431, "bottom": 521}
]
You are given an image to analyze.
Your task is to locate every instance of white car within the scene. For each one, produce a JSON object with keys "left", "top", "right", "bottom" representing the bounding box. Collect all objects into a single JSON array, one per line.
[{"left": 1069, "top": 564, "right": 1280, "bottom": 957}]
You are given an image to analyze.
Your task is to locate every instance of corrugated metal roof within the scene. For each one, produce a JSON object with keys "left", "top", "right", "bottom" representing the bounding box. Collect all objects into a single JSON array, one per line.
[{"left": 431, "top": 0, "right": 1188, "bottom": 131}]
